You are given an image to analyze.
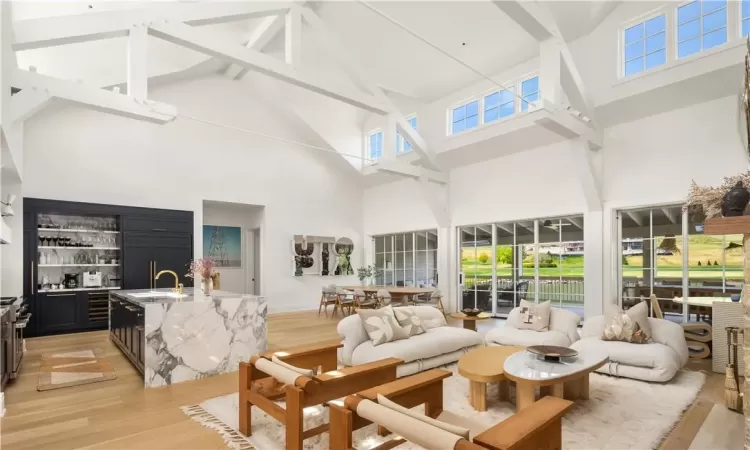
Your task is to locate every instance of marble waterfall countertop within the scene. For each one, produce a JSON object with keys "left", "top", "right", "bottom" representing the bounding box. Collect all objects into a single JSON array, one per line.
[{"left": 111, "top": 288, "right": 267, "bottom": 387}]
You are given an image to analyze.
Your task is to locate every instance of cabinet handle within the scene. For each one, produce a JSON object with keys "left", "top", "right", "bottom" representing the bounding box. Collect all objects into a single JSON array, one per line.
[
  {"left": 48, "top": 293, "right": 75, "bottom": 297},
  {"left": 30, "top": 262, "right": 34, "bottom": 293},
  {"left": 152, "top": 228, "right": 167, "bottom": 232},
  {"left": 125, "top": 306, "right": 139, "bottom": 312}
]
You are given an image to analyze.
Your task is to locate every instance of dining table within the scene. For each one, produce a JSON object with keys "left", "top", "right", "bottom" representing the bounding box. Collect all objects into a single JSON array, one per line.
[
  {"left": 672, "top": 296, "right": 734, "bottom": 307},
  {"left": 338, "top": 285, "right": 436, "bottom": 305}
]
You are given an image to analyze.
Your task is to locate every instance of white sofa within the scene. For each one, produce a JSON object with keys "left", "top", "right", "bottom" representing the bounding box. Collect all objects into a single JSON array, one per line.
[
  {"left": 570, "top": 315, "right": 689, "bottom": 382},
  {"left": 485, "top": 306, "right": 581, "bottom": 347},
  {"left": 337, "top": 306, "right": 484, "bottom": 377}
]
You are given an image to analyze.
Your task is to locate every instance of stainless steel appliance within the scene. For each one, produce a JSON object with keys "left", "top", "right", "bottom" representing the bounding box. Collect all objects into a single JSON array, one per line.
[
  {"left": 1, "top": 296, "right": 30, "bottom": 380},
  {"left": 83, "top": 271, "right": 102, "bottom": 288}
]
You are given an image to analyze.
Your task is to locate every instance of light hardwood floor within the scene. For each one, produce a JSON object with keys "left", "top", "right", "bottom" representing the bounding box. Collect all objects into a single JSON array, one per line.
[{"left": 0, "top": 311, "right": 729, "bottom": 450}]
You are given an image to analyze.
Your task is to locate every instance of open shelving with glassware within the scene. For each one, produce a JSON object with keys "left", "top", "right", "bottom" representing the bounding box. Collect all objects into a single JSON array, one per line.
[{"left": 36, "top": 213, "right": 122, "bottom": 292}]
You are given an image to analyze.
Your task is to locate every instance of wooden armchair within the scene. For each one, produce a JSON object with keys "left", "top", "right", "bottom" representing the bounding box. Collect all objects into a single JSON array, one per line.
[
  {"left": 239, "top": 341, "right": 402, "bottom": 450},
  {"left": 330, "top": 393, "right": 573, "bottom": 450}
]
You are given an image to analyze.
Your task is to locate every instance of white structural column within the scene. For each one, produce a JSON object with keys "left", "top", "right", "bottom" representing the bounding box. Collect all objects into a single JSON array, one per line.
[
  {"left": 284, "top": 6, "right": 302, "bottom": 67},
  {"left": 418, "top": 177, "right": 450, "bottom": 229},
  {"left": 584, "top": 210, "right": 604, "bottom": 317},
  {"left": 539, "top": 39, "right": 562, "bottom": 106},
  {"left": 568, "top": 137, "right": 602, "bottom": 211},
  {"left": 1, "top": 1, "right": 15, "bottom": 130},
  {"left": 127, "top": 25, "right": 148, "bottom": 100},
  {"left": 383, "top": 115, "right": 397, "bottom": 160}
]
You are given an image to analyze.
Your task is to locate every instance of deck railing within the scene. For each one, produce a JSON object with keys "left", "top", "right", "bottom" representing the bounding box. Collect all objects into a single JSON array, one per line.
[{"left": 463, "top": 275, "right": 585, "bottom": 308}]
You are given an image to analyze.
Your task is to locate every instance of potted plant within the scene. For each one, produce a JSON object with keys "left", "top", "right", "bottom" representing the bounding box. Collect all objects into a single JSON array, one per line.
[
  {"left": 186, "top": 257, "right": 217, "bottom": 295},
  {"left": 357, "top": 266, "right": 372, "bottom": 285}
]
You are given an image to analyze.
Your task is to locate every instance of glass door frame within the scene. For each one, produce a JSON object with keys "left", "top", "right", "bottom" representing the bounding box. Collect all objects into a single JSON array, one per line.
[{"left": 615, "top": 205, "right": 689, "bottom": 322}]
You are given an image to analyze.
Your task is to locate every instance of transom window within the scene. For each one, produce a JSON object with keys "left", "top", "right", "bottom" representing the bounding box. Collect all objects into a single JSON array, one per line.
[
  {"left": 520, "top": 77, "right": 539, "bottom": 112},
  {"left": 484, "top": 89, "right": 514, "bottom": 124},
  {"left": 623, "top": 15, "right": 666, "bottom": 76},
  {"left": 451, "top": 100, "right": 479, "bottom": 135},
  {"left": 397, "top": 116, "right": 418, "bottom": 153},
  {"left": 677, "top": 0, "right": 727, "bottom": 59},
  {"left": 367, "top": 130, "right": 383, "bottom": 163},
  {"left": 743, "top": 0, "right": 750, "bottom": 36}
]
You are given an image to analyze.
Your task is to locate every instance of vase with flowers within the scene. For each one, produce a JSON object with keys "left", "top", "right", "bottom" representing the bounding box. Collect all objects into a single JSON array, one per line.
[{"left": 187, "top": 257, "right": 217, "bottom": 295}]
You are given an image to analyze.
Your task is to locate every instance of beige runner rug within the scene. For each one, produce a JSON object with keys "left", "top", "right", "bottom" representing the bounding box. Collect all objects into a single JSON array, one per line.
[{"left": 37, "top": 348, "right": 116, "bottom": 391}]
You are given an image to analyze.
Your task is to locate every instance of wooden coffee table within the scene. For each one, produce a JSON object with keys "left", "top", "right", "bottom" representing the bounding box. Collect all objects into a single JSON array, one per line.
[
  {"left": 503, "top": 349, "right": 608, "bottom": 411},
  {"left": 457, "top": 346, "right": 524, "bottom": 411},
  {"left": 449, "top": 312, "right": 491, "bottom": 331}
]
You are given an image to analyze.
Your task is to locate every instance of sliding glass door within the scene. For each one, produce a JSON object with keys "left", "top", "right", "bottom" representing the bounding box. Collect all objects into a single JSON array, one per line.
[
  {"left": 617, "top": 205, "right": 742, "bottom": 323},
  {"left": 458, "top": 215, "right": 585, "bottom": 317}
]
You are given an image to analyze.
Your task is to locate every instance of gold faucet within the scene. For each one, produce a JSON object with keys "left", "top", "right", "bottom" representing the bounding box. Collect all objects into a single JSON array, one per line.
[{"left": 154, "top": 270, "right": 184, "bottom": 294}]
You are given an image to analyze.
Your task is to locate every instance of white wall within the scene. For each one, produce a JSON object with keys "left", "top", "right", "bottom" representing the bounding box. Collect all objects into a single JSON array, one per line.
[
  {"left": 202, "top": 201, "right": 263, "bottom": 295},
  {"left": 21, "top": 75, "right": 363, "bottom": 312}
]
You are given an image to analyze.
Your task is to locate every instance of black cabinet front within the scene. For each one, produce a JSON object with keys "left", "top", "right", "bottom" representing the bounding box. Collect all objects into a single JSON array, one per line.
[
  {"left": 24, "top": 198, "right": 193, "bottom": 336},
  {"left": 37, "top": 293, "right": 84, "bottom": 333},
  {"left": 109, "top": 296, "right": 144, "bottom": 374}
]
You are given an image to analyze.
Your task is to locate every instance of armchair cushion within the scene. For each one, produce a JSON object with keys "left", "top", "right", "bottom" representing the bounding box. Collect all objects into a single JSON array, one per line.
[
  {"left": 485, "top": 326, "right": 572, "bottom": 347},
  {"left": 271, "top": 355, "right": 315, "bottom": 376},
  {"left": 377, "top": 393, "right": 470, "bottom": 440},
  {"left": 351, "top": 326, "right": 484, "bottom": 366}
]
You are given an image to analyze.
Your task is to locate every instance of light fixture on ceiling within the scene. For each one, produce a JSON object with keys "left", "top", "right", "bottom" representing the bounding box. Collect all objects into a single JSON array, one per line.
[{"left": 542, "top": 220, "right": 552, "bottom": 226}]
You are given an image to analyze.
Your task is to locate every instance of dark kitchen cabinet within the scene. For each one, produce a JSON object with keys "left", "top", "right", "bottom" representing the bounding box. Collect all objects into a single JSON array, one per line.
[
  {"left": 36, "top": 292, "right": 85, "bottom": 333},
  {"left": 23, "top": 198, "right": 193, "bottom": 337},
  {"left": 123, "top": 232, "right": 192, "bottom": 290},
  {"left": 109, "top": 295, "right": 144, "bottom": 374}
]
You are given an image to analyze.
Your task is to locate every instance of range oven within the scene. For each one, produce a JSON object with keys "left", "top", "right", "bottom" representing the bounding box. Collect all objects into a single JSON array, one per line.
[{"left": 1, "top": 297, "right": 30, "bottom": 380}]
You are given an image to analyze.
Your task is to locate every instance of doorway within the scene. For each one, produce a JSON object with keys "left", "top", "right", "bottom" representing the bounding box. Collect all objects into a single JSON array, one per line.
[{"left": 245, "top": 228, "right": 261, "bottom": 295}]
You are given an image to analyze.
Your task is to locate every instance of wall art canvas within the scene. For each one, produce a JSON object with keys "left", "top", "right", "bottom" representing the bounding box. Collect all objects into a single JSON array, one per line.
[{"left": 204, "top": 225, "right": 242, "bottom": 268}]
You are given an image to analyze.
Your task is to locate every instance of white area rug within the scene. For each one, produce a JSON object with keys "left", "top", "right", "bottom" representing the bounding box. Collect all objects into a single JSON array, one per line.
[{"left": 182, "top": 364, "right": 706, "bottom": 450}]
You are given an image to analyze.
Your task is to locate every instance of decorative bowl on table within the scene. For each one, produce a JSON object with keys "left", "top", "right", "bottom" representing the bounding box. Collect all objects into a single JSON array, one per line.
[
  {"left": 461, "top": 308, "right": 482, "bottom": 317},
  {"left": 526, "top": 345, "right": 578, "bottom": 362}
]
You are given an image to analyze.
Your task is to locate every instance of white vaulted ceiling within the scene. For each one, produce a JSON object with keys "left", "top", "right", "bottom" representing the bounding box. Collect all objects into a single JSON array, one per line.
[{"left": 310, "top": 1, "right": 540, "bottom": 101}]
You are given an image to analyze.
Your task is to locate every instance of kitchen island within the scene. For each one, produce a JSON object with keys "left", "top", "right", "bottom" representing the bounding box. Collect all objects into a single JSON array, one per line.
[{"left": 109, "top": 288, "right": 267, "bottom": 388}]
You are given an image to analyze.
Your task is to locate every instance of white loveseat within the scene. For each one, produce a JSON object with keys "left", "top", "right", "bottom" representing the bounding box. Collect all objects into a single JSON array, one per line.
[
  {"left": 570, "top": 315, "right": 689, "bottom": 382},
  {"left": 485, "top": 306, "right": 581, "bottom": 347},
  {"left": 337, "top": 306, "right": 484, "bottom": 377}
]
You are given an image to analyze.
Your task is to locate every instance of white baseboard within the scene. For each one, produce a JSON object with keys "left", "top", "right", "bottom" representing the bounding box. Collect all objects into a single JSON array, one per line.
[{"left": 0, "top": 392, "right": 5, "bottom": 417}]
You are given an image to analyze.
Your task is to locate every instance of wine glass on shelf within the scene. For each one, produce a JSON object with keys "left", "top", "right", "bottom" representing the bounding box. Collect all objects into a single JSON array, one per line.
[{"left": 51, "top": 237, "right": 59, "bottom": 247}]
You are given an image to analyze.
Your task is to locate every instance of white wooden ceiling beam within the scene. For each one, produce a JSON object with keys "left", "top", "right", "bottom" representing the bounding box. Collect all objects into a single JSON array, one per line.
[
  {"left": 227, "top": 14, "right": 286, "bottom": 80},
  {"left": 285, "top": 6, "right": 302, "bottom": 68},
  {"left": 626, "top": 210, "right": 645, "bottom": 227},
  {"left": 9, "top": 89, "right": 50, "bottom": 123},
  {"left": 377, "top": 159, "right": 447, "bottom": 184},
  {"left": 300, "top": 7, "right": 440, "bottom": 172},
  {"left": 662, "top": 207, "right": 677, "bottom": 224},
  {"left": 567, "top": 217, "right": 584, "bottom": 229},
  {"left": 476, "top": 225, "right": 492, "bottom": 235},
  {"left": 491, "top": 1, "right": 556, "bottom": 41},
  {"left": 383, "top": 115, "right": 397, "bottom": 160},
  {"left": 147, "top": 21, "right": 390, "bottom": 114},
  {"left": 496, "top": 223, "right": 514, "bottom": 235},
  {"left": 534, "top": 104, "right": 601, "bottom": 149},
  {"left": 11, "top": 69, "right": 176, "bottom": 124},
  {"left": 1, "top": 123, "right": 23, "bottom": 183},
  {"left": 568, "top": 137, "right": 602, "bottom": 211},
  {"left": 13, "top": 3, "right": 291, "bottom": 51},
  {"left": 127, "top": 25, "right": 148, "bottom": 100}
]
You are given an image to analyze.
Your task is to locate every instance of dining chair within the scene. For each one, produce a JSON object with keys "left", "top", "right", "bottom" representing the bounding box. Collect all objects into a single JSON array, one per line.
[
  {"left": 353, "top": 289, "right": 378, "bottom": 310},
  {"left": 413, "top": 290, "right": 445, "bottom": 315},
  {"left": 318, "top": 285, "right": 338, "bottom": 317},
  {"left": 335, "top": 288, "right": 355, "bottom": 317},
  {"left": 377, "top": 289, "right": 392, "bottom": 307}
]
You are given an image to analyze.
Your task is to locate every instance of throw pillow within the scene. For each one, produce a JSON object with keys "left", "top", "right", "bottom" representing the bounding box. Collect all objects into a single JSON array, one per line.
[
  {"left": 604, "top": 302, "right": 652, "bottom": 340},
  {"left": 358, "top": 306, "right": 409, "bottom": 346},
  {"left": 393, "top": 307, "right": 426, "bottom": 337},
  {"left": 271, "top": 355, "right": 316, "bottom": 377},
  {"left": 514, "top": 299, "right": 551, "bottom": 331},
  {"left": 601, "top": 312, "right": 649, "bottom": 344},
  {"left": 377, "top": 394, "right": 470, "bottom": 440}
]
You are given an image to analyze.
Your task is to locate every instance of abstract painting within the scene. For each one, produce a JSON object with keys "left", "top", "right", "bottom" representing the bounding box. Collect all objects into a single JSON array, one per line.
[{"left": 204, "top": 225, "right": 242, "bottom": 268}]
